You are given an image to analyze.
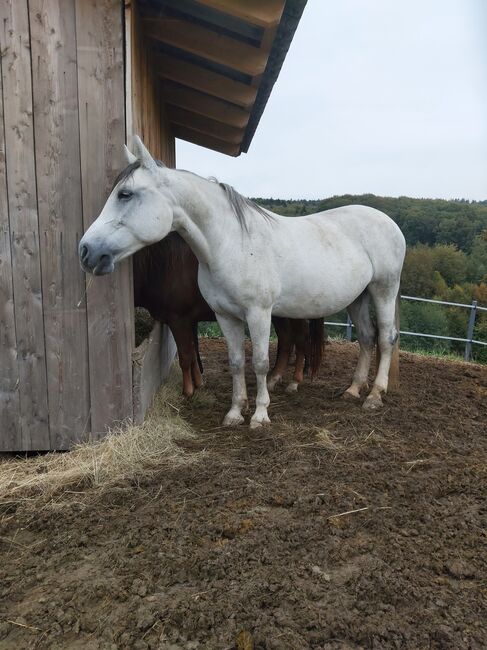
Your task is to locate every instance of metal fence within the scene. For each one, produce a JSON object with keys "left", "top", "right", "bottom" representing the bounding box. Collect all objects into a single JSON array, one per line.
[{"left": 325, "top": 295, "right": 487, "bottom": 361}]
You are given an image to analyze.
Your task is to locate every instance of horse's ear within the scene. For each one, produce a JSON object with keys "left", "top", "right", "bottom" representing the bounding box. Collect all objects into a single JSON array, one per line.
[
  {"left": 132, "top": 135, "right": 158, "bottom": 173},
  {"left": 123, "top": 144, "right": 137, "bottom": 165}
]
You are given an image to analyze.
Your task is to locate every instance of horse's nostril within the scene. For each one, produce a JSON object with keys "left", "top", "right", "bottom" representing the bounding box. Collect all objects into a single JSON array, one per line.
[{"left": 80, "top": 244, "right": 89, "bottom": 263}]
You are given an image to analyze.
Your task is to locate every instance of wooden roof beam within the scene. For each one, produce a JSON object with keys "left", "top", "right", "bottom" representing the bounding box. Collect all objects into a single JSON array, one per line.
[
  {"left": 154, "top": 52, "right": 257, "bottom": 109},
  {"left": 143, "top": 17, "right": 269, "bottom": 76},
  {"left": 195, "top": 0, "right": 286, "bottom": 28},
  {"left": 161, "top": 80, "right": 250, "bottom": 129},
  {"left": 173, "top": 124, "right": 240, "bottom": 156},
  {"left": 166, "top": 105, "right": 245, "bottom": 144}
]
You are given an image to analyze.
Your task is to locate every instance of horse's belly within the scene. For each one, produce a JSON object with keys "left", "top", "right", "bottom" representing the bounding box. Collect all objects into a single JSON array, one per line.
[
  {"left": 273, "top": 256, "right": 373, "bottom": 318},
  {"left": 272, "top": 288, "right": 365, "bottom": 319}
]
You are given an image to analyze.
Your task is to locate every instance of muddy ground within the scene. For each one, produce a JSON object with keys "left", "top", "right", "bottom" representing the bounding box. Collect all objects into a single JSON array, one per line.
[{"left": 1, "top": 339, "right": 486, "bottom": 650}]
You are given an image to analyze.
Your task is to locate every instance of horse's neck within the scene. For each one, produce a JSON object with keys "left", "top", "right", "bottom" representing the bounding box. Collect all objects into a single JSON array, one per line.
[{"left": 170, "top": 173, "right": 241, "bottom": 264}]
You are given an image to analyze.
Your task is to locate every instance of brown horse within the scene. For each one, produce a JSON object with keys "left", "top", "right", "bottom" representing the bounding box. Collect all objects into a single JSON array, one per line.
[{"left": 134, "top": 234, "right": 325, "bottom": 397}]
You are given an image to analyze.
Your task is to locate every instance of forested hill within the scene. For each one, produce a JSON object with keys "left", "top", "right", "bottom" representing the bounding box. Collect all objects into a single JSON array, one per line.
[{"left": 252, "top": 194, "right": 487, "bottom": 254}]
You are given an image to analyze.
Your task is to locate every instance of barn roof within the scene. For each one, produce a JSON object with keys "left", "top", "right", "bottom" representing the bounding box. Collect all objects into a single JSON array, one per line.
[{"left": 139, "top": 0, "right": 307, "bottom": 156}]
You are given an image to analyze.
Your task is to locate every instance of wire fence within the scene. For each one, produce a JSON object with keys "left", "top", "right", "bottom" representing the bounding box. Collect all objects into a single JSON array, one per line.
[{"left": 325, "top": 295, "right": 487, "bottom": 362}]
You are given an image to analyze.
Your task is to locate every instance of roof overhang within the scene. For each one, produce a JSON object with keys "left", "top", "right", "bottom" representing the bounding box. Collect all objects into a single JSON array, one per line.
[{"left": 139, "top": 0, "right": 307, "bottom": 156}]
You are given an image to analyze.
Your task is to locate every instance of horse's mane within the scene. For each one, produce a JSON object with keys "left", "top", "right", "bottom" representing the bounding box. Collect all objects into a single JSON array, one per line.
[{"left": 214, "top": 181, "right": 275, "bottom": 232}]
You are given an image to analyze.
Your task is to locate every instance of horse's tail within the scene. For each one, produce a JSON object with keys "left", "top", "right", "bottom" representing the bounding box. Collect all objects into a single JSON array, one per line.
[
  {"left": 388, "top": 290, "right": 401, "bottom": 391},
  {"left": 308, "top": 318, "right": 325, "bottom": 378},
  {"left": 192, "top": 322, "right": 204, "bottom": 374}
]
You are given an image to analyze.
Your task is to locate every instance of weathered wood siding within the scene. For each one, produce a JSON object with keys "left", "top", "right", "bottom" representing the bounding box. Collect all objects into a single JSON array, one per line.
[
  {"left": 76, "top": 0, "right": 134, "bottom": 439},
  {"left": 0, "top": 0, "right": 133, "bottom": 450},
  {"left": 0, "top": 0, "right": 50, "bottom": 450},
  {"left": 29, "top": 0, "right": 90, "bottom": 448}
]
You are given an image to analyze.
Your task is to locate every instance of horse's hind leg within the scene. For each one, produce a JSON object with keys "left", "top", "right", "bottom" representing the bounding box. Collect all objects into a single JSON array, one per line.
[
  {"left": 268, "top": 317, "right": 292, "bottom": 391},
  {"left": 363, "top": 282, "right": 400, "bottom": 409},
  {"left": 344, "top": 291, "right": 376, "bottom": 400},
  {"left": 191, "top": 322, "right": 204, "bottom": 389},
  {"left": 286, "top": 319, "right": 307, "bottom": 393},
  {"left": 170, "top": 319, "right": 197, "bottom": 397},
  {"left": 216, "top": 313, "right": 247, "bottom": 426}
]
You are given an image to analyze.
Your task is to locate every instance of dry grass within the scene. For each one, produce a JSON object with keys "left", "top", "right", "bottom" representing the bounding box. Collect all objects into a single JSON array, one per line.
[{"left": 0, "top": 368, "right": 201, "bottom": 509}]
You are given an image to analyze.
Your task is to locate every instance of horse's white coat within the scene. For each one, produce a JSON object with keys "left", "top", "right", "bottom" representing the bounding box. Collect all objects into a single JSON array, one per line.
[{"left": 79, "top": 137, "right": 406, "bottom": 427}]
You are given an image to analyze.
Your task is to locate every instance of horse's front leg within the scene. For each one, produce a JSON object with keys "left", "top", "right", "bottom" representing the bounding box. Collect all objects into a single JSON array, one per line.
[
  {"left": 247, "top": 309, "right": 272, "bottom": 429},
  {"left": 216, "top": 313, "right": 247, "bottom": 426}
]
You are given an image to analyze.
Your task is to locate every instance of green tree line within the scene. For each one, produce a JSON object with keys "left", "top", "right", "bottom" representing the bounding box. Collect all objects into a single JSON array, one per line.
[{"left": 253, "top": 195, "right": 487, "bottom": 362}]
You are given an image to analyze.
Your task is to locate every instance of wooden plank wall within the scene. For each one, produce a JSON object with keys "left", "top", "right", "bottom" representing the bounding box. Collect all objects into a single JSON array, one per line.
[
  {"left": 0, "top": 1, "right": 50, "bottom": 450},
  {"left": 76, "top": 0, "right": 134, "bottom": 439},
  {"left": 29, "top": 0, "right": 90, "bottom": 448},
  {"left": 0, "top": 43, "right": 20, "bottom": 451},
  {"left": 0, "top": 0, "right": 133, "bottom": 450}
]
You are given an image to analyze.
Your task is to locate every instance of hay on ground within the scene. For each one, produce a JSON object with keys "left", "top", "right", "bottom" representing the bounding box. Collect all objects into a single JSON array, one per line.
[{"left": 0, "top": 368, "right": 200, "bottom": 507}]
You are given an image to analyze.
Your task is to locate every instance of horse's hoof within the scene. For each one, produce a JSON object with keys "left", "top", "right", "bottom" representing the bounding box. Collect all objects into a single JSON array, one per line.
[
  {"left": 250, "top": 414, "right": 271, "bottom": 429},
  {"left": 267, "top": 378, "right": 280, "bottom": 392},
  {"left": 342, "top": 387, "right": 360, "bottom": 400},
  {"left": 223, "top": 413, "right": 244, "bottom": 426},
  {"left": 363, "top": 395, "right": 383, "bottom": 410},
  {"left": 285, "top": 382, "right": 298, "bottom": 393}
]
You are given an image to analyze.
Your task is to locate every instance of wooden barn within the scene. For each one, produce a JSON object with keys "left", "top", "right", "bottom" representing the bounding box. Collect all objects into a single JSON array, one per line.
[{"left": 0, "top": 0, "right": 306, "bottom": 451}]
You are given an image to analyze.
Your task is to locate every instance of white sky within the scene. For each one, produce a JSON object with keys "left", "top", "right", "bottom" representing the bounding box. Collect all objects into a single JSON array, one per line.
[{"left": 176, "top": 0, "right": 487, "bottom": 201}]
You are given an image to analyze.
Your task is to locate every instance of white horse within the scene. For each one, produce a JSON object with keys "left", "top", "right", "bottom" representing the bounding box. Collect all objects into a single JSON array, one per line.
[{"left": 79, "top": 137, "right": 406, "bottom": 428}]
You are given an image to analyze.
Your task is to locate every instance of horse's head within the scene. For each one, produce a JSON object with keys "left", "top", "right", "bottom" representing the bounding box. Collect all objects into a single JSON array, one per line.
[{"left": 79, "top": 136, "right": 173, "bottom": 275}]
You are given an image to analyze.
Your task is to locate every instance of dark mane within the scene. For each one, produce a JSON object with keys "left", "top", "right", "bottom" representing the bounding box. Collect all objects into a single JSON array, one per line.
[{"left": 215, "top": 181, "right": 275, "bottom": 232}]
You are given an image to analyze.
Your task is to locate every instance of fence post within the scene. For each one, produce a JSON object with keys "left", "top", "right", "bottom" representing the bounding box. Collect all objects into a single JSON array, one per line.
[
  {"left": 464, "top": 300, "right": 477, "bottom": 361},
  {"left": 346, "top": 314, "right": 353, "bottom": 341}
]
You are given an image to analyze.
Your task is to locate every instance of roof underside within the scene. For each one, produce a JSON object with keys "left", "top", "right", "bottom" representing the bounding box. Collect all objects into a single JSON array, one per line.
[{"left": 139, "top": 0, "right": 307, "bottom": 156}]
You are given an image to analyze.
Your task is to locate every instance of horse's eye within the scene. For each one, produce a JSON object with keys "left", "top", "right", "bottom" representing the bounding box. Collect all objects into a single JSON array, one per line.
[{"left": 118, "top": 189, "right": 133, "bottom": 201}]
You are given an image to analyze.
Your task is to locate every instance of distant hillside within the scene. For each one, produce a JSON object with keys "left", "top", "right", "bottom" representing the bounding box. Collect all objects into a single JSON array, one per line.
[{"left": 252, "top": 194, "right": 487, "bottom": 254}]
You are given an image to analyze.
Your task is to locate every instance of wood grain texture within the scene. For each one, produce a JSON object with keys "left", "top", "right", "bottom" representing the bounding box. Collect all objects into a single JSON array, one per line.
[
  {"left": 172, "top": 124, "right": 240, "bottom": 156},
  {"left": 154, "top": 52, "right": 257, "bottom": 109},
  {"left": 161, "top": 80, "right": 250, "bottom": 129},
  {"left": 76, "top": 0, "right": 134, "bottom": 437},
  {"left": 0, "top": 0, "right": 50, "bottom": 450},
  {"left": 29, "top": 0, "right": 91, "bottom": 448},
  {"left": 166, "top": 105, "right": 245, "bottom": 144},
  {"left": 196, "top": 0, "right": 285, "bottom": 28},
  {"left": 143, "top": 17, "right": 269, "bottom": 76},
  {"left": 0, "top": 52, "right": 20, "bottom": 451}
]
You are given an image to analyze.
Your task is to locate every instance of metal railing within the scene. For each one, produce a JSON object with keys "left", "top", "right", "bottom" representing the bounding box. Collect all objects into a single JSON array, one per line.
[{"left": 325, "top": 295, "right": 487, "bottom": 361}]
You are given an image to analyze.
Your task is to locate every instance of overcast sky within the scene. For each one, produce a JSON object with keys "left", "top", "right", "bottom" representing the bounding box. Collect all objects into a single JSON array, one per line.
[{"left": 176, "top": 0, "right": 487, "bottom": 201}]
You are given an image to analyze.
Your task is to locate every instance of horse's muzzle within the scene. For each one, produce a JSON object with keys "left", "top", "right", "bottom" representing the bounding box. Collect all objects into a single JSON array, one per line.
[{"left": 79, "top": 241, "right": 115, "bottom": 275}]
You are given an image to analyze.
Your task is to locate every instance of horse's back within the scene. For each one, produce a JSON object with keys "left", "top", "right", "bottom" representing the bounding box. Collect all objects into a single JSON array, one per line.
[
  {"left": 283, "top": 204, "right": 405, "bottom": 274},
  {"left": 269, "top": 205, "right": 405, "bottom": 318}
]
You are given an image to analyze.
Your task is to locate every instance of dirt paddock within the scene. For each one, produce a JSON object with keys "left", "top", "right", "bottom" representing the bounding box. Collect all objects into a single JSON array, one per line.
[{"left": 1, "top": 339, "right": 486, "bottom": 650}]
